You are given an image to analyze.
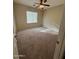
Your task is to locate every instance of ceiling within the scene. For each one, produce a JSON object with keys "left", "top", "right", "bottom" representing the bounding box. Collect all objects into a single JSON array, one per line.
[{"left": 14, "top": 0, "right": 64, "bottom": 9}]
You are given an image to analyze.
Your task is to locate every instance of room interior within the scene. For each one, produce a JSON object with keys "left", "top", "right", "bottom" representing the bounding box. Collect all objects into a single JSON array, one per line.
[{"left": 13, "top": 0, "right": 65, "bottom": 59}]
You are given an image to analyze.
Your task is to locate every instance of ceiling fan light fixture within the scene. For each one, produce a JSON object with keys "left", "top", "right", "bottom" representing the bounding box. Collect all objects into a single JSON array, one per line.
[{"left": 38, "top": 5, "right": 44, "bottom": 9}]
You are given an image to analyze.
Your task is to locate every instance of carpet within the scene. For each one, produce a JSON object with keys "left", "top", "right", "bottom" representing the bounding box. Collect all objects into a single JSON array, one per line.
[{"left": 16, "top": 30, "right": 58, "bottom": 59}]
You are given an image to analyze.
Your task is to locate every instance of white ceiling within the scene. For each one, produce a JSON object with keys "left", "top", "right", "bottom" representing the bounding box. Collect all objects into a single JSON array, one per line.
[{"left": 14, "top": 0, "right": 64, "bottom": 9}]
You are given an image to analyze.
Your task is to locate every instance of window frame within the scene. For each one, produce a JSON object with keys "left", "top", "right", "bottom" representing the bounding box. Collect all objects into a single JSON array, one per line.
[{"left": 26, "top": 11, "right": 38, "bottom": 24}]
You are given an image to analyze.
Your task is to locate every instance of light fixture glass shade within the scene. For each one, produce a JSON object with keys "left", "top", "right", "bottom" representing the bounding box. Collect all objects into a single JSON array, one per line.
[{"left": 38, "top": 5, "right": 44, "bottom": 9}]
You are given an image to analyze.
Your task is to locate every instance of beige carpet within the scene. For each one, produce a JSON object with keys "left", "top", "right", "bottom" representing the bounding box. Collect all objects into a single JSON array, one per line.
[{"left": 16, "top": 30, "right": 58, "bottom": 59}]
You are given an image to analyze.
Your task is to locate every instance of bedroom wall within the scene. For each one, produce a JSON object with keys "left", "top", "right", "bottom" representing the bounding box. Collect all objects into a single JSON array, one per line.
[
  {"left": 14, "top": 3, "right": 43, "bottom": 32},
  {"left": 43, "top": 4, "right": 64, "bottom": 32}
]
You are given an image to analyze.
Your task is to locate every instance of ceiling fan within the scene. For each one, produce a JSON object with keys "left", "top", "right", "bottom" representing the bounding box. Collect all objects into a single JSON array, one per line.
[{"left": 33, "top": 0, "right": 50, "bottom": 9}]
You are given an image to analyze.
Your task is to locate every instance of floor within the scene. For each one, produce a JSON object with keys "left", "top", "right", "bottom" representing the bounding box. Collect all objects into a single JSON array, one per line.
[{"left": 16, "top": 27, "right": 58, "bottom": 59}]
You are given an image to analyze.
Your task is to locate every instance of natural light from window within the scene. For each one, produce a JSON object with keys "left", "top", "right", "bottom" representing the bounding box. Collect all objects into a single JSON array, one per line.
[{"left": 26, "top": 11, "right": 38, "bottom": 23}]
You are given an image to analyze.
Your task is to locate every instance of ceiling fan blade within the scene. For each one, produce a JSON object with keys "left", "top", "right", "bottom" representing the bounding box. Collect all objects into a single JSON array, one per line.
[
  {"left": 33, "top": 2, "right": 40, "bottom": 6},
  {"left": 44, "top": 0, "right": 47, "bottom": 3},
  {"left": 42, "top": 4, "right": 50, "bottom": 6},
  {"left": 40, "top": 0, "right": 43, "bottom": 4},
  {"left": 35, "top": 5, "right": 39, "bottom": 8}
]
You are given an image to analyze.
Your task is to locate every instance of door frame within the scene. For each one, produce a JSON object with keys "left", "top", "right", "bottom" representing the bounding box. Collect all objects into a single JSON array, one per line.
[{"left": 53, "top": 9, "right": 65, "bottom": 59}]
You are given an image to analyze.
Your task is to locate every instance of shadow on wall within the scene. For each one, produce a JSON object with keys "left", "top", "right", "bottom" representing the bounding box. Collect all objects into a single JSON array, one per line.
[{"left": 43, "top": 4, "right": 64, "bottom": 32}]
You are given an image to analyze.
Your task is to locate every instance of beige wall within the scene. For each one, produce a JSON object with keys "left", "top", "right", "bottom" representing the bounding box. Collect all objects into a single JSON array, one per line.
[
  {"left": 14, "top": 3, "right": 43, "bottom": 32},
  {"left": 43, "top": 5, "right": 64, "bottom": 32}
]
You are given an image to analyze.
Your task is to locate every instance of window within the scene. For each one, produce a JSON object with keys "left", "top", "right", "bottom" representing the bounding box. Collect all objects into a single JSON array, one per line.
[{"left": 26, "top": 11, "right": 38, "bottom": 23}]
